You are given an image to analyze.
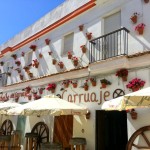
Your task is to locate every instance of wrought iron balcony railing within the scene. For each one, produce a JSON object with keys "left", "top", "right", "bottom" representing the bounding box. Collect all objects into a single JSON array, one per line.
[{"left": 89, "top": 27, "right": 130, "bottom": 63}]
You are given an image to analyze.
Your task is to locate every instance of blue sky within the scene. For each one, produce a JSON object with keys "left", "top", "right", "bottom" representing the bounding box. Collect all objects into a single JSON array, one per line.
[{"left": 0, "top": 0, "right": 65, "bottom": 45}]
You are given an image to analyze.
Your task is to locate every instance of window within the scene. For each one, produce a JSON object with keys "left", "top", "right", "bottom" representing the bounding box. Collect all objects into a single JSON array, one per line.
[
  {"left": 25, "top": 51, "right": 32, "bottom": 66},
  {"left": 63, "top": 32, "right": 74, "bottom": 55}
]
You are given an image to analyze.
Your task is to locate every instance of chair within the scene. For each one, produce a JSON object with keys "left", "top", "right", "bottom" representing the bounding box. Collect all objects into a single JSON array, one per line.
[
  {"left": 11, "top": 130, "right": 22, "bottom": 150},
  {"left": 0, "top": 135, "right": 11, "bottom": 150},
  {"left": 25, "top": 133, "right": 38, "bottom": 150},
  {"left": 69, "top": 137, "right": 86, "bottom": 150}
]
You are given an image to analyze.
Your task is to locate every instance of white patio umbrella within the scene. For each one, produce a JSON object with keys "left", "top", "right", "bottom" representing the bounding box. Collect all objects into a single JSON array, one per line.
[
  {"left": 7, "top": 95, "right": 88, "bottom": 116},
  {"left": 102, "top": 87, "right": 150, "bottom": 110},
  {"left": 0, "top": 101, "right": 22, "bottom": 115}
]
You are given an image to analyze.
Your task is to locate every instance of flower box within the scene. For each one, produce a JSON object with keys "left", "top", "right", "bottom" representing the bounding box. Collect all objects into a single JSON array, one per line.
[{"left": 135, "top": 23, "right": 146, "bottom": 35}]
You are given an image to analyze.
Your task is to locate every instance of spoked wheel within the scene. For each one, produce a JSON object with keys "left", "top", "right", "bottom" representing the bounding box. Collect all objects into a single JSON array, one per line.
[
  {"left": 31, "top": 122, "right": 49, "bottom": 150},
  {"left": 126, "top": 126, "right": 150, "bottom": 150},
  {"left": 1, "top": 119, "right": 13, "bottom": 135}
]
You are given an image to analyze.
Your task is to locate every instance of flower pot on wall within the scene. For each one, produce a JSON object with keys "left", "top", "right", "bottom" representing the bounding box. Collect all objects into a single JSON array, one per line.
[
  {"left": 72, "top": 83, "right": 77, "bottom": 88},
  {"left": 122, "top": 76, "right": 127, "bottom": 82},
  {"left": 68, "top": 54, "right": 72, "bottom": 59},
  {"left": 73, "top": 60, "right": 78, "bottom": 66},
  {"left": 132, "top": 87, "right": 140, "bottom": 92},
  {"left": 130, "top": 110, "right": 137, "bottom": 120},
  {"left": 52, "top": 59, "right": 57, "bottom": 65},
  {"left": 79, "top": 25, "right": 84, "bottom": 31},
  {"left": 51, "top": 89, "right": 55, "bottom": 93},
  {"left": 101, "top": 83, "right": 106, "bottom": 88},
  {"left": 45, "top": 39, "right": 50, "bottom": 45},
  {"left": 84, "top": 84, "right": 89, "bottom": 91},
  {"left": 130, "top": 15, "right": 137, "bottom": 24},
  {"left": 144, "top": 0, "right": 149, "bottom": 3}
]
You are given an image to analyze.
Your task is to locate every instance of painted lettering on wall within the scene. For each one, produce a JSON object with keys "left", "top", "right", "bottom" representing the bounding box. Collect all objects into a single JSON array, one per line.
[{"left": 62, "top": 90, "right": 111, "bottom": 105}]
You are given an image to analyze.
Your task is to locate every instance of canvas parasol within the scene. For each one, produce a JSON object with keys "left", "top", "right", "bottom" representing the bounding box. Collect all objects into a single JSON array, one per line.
[
  {"left": 0, "top": 101, "right": 22, "bottom": 115},
  {"left": 7, "top": 95, "right": 88, "bottom": 116},
  {"left": 102, "top": 87, "right": 150, "bottom": 110}
]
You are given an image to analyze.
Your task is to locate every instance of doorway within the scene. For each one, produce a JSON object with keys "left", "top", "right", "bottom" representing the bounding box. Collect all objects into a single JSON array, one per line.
[
  {"left": 53, "top": 115, "right": 73, "bottom": 149},
  {"left": 103, "top": 11, "right": 121, "bottom": 59},
  {"left": 96, "top": 110, "right": 128, "bottom": 150}
]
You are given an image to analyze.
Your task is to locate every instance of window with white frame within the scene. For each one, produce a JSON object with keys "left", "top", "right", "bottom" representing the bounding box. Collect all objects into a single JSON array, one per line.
[
  {"left": 25, "top": 51, "right": 33, "bottom": 66},
  {"left": 62, "top": 32, "right": 74, "bottom": 55}
]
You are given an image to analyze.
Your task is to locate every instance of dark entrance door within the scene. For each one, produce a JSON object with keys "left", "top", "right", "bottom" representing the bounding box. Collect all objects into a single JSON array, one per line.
[{"left": 96, "top": 110, "right": 128, "bottom": 150}]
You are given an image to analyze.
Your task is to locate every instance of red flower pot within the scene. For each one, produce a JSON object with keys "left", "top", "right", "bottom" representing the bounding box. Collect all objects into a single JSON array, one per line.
[
  {"left": 84, "top": 85, "right": 89, "bottom": 91},
  {"left": 138, "top": 28, "right": 144, "bottom": 35},
  {"left": 64, "top": 83, "right": 69, "bottom": 88},
  {"left": 79, "top": 25, "right": 84, "bottom": 31},
  {"left": 144, "top": 0, "right": 149, "bottom": 3},
  {"left": 52, "top": 59, "right": 57, "bottom": 65},
  {"left": 130, "top": 15, "right": 137, "bottom": 24},
  {"left": 132, "top": 87, "right": 140, "bottom": 92},
  {"left": 101, "top": 83, "right": 106, "bottom": 88},
  {"left": 51, "top": 89, "right": 55, "bottom": 93},
  {"left": 72, "top": 83, "right": 77, "bottom": 88},
  {"left": 130, "top": 111, "right": 137, "bottom": 120},
  {"left": 73, "top": 60, "right": 78, "bottom": 66},
  {"left": 68, "top": 54, "right": 72, "bottom": 59},
  {"left": 45, "top": 39, "right": 50, "bottom": 45},
  {"left": 91, "top": 81, "right": 96, "bottom": 87},
  {"left": 122, "top": 76, "right": 127, "bottom": 82}
]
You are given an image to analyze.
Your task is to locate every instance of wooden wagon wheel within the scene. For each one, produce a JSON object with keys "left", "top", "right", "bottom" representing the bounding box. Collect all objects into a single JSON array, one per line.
[
  {"left": 126, "top": 126, "right": 150, "bottom": 150},
  {"left": 113, "top": 89, "right": 125, "bottom": 98},
  {"left": 31, "top": 122, "right": 49, "bottom": 150},
  {"left": 1, "top": 119, "right": 13, "bottom": 135}
]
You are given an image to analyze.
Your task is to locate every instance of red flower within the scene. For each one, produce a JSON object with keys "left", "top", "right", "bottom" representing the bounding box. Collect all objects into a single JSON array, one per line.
[
  {"left": 72, "top": 56, "right": 78, "bottom": 61},
  {"left": 126, "top": 78, "right": 145, "bottom": 90},
  {"left": 135, "top": 23, "right": 146, "bottom": 31},
  {"left": 46, "top": 83, "right": 56, "bottom": 90},
  {"left": 116, "top": 69, "right": 128, "bottom": 77}
]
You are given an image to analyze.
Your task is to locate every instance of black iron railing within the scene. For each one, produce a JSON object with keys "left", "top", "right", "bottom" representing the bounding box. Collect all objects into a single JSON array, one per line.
[{"left": 89, "top": 27, "right": 130, "bottom": 63}]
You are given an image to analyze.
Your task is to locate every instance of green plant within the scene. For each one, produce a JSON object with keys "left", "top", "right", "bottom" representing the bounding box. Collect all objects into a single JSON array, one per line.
[{"left": 100, "top": 79, "right": 111, "bottom": 85}]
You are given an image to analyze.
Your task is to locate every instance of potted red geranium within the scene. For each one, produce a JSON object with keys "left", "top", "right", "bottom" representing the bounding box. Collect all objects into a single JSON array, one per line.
[
  {"left": 135, "top": 23, "right": 146, "bottom": 35},
  {"left": 67, "top": 51, "right": 72, "bottom": 59},
  {"left": 86, "top": 32, "right": 92, "bottom": 40},
  {"left": 83, "top": 79, "right": 89, "bottom": 91},
  {"left": 71, "top": 80, "right": 78, "bottom": 88},
  {"left": 126, "top": 78, "right": 145, "bottom": 92},
  {"left": 32, "top": 59, "right": 39, "bottom": 68},
  {"left": 80, "top": 45, "right": 87, "bottom": 53},
  {"left": 15, "top": 60, "right": 21, "bottom": 66},
  {"left": 46, "top": 83, "right": 56, "bottom": 93},
  {"left": 58, "top": 61, "right": 64, "bottom": 69},
  {"left": 90, "top": 78, "right": 96, "bottom": 86},
  {"left": 72, "top": 56, "right": 79, "bottom": 66},
  {"left": 130, "top": 12, "right": 139, "bottom": 24},
  {"left": 116, "top": 68, "right": 128, "bottom": 81},
  {"left": 62, "top": 80, "right": 70, "bottom": 88},
  {"left": 30, "top": 45, "right": 37, "bottom": 51}
]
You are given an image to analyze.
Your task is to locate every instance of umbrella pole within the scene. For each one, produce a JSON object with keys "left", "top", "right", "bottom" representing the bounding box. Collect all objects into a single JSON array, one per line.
[{"left": 49, "top": 116, "right": 54, "bottom": 143}]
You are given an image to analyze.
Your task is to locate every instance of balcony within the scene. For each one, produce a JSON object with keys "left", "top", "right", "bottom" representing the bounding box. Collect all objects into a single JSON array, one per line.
[{"left": 89, "top": 27, "right": 130, "bottom": 63}]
